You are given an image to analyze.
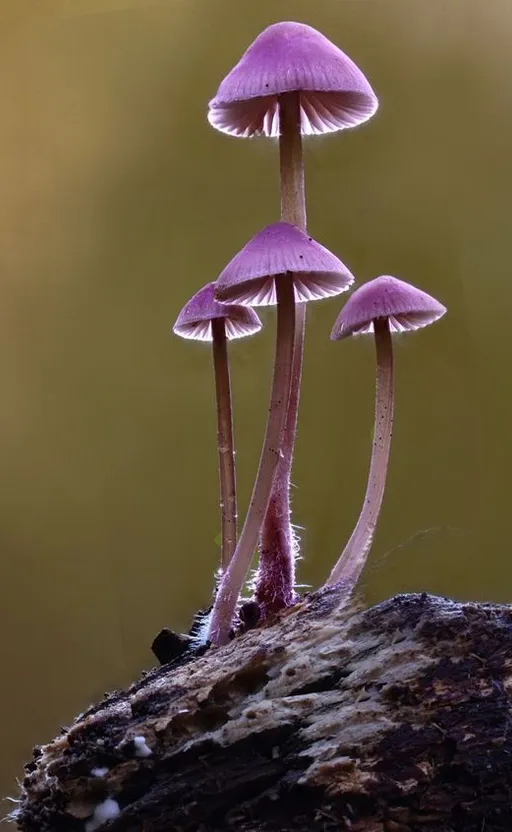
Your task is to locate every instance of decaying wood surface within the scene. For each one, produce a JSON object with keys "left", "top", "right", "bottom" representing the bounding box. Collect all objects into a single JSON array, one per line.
[{"left": 15, "top": 589, "right": 512, "bottom": 832}]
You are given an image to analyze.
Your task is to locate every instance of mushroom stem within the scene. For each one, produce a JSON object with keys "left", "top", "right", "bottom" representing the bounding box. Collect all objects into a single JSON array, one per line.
[
  {"left": 279, "top": 91, "right": 307, "bottom": 229},
  {"left": 255, "top": 91, "right": 307, "bottom": 616},
  {"left": 208, "top": 278, "right": 296, "bottom": 645},
  {"left": 211, "top": 317, "right": 237, "bottom": 571},
  {"left": 326, "top": 317, "right": 394, "bottom": 588},
  {"left": 255, "top": 316, "right": 304, "bottom": 614}
]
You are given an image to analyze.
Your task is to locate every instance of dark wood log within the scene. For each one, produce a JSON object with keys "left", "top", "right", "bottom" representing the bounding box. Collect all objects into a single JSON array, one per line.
[{"left": 14, "top": 589, "right": 512, "bottom": 832}]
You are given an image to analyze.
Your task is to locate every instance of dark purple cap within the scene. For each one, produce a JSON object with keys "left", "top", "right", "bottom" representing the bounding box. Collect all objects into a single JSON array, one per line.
[
  {"left": 215, "top": 222, "right": 354, "bottom": 306},
  {"left": 173, "top": 282, "right": 262, "bottom": 342},
  {"left": 208, "top": 21, "right": 378, "bottom": 137},
  {"left": 331, "top": 275, "right": 447, "bottom": 339}
]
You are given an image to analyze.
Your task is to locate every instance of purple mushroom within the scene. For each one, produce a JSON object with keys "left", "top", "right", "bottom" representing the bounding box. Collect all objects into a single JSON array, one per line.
[
  {"left": 173, "top": 282, "right": 262, "bottom": 571},
  {"left": 207, "top": 222, "right": 353, "bottom": 644},
  {"left": 208, "top": 22, "right": 378, "bottom": 626},
  {"left": 326, "top": 275, "right": 447, "bottom": 591},
  {"left": 208, "top": 21, "right": 378, "bottom": 139}
]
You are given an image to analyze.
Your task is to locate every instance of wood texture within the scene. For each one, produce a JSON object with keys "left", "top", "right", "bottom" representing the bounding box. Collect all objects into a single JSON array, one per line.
[{"left": 15, "top": 589, "right": 512, "bottom": 832}]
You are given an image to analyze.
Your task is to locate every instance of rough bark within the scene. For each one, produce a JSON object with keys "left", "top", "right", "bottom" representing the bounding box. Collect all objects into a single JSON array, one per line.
[{"left": 14, "top": 589, "right": 512, "bottom": 832}]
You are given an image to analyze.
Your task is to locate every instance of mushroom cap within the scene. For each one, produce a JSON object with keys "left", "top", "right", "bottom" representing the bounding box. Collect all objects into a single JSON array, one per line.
[
  {"left": 173, "top": 282, "right": 263, "bottom": 342},
  {"left": 331, "top": 275, "right": 447, "bottom": 339},
  {"left": 208, "top": 21, "right": 378, "bottom": 138},
  {"left": 215, "top": 222, "right": 354, "bottom": 307}
]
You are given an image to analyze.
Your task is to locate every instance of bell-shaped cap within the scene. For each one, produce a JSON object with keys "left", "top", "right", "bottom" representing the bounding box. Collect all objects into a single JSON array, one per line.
[
  {"left": 331, "top": 275, "right": 447, "bottom": 339},
  {"left": 208, "top": 21, "right": 378, "bottom": 138},
  {"left": 215, "top": 222, "right": 354, "bottom": 307},
  {"left": 173, "top": 282, "right": 263, "bottom": 342}
]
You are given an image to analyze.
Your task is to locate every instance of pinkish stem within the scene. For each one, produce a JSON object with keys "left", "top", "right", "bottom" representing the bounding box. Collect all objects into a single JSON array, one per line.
[
  {"left": 278, "top": 91, "right": 306, "bottom": 230},
  {"left": 207, "top": 278, "right": 296, "bottom": 645},
  {"left": 255, "top": 91, "right": 307, "bottom": 617},
  {"left": 255, "top": 307, "right": 304, "bottom": 615},
  {"left": 211, "top": 317, "right": 237, "bottom": 571},
  {"left": 326, "top": 317, "right": 394, "bottom": 589}
]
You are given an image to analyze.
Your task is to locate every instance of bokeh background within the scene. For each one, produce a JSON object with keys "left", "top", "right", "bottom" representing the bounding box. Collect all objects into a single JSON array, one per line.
[{"left": 1, "top": 0, "right": 511, "bottom": 808}]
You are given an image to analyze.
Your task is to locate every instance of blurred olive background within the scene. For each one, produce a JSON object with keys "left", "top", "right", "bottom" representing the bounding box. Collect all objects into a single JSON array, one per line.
[{"left": 1, "top": 0, "right": 511, "bottom": 805}]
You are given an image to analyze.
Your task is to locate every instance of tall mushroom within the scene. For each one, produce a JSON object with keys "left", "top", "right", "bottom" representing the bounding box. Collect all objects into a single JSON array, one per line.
[
  {"left": 173, "top": 282, "right": 262, "bottom": 572},
  {"left": 326, "top": 275, "right": 446, "bottom": 592},
  {"left": 208, "top": 22, "right": 378, "bottom": 618},
  {"left": 208, "top": 221, "right": 354, "bottom": 644}
]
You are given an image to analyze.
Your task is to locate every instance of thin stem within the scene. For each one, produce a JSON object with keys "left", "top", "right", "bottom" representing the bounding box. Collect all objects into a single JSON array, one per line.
[
  {"left": 326, "top": 318, "right": 394, "bottom": 588},
  {"left": 211, "top": 318, "right": 237, "bottom": 571},
  {"left": 279, "top": 92, "right": 306, "bottom": 229},
  {"left": 207, "top": 278, "right": 296, "bottom": 645},
  {"left": 255, "top": 91, "right": 307, "bottom": 616},
  {"left": 255, "top": 304, "right": 304, "bottom": 614}
]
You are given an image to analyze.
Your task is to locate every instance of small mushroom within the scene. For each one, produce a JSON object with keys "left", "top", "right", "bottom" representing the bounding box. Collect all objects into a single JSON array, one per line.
[
  {"left": 207, "top": 21, "right": 378, "bottom": 139},
  {"left": 326, "top": 275, "right": 446, "bottom": 590},
  {"left": 208, "top": 222, "right": 353, "bottom": 645},
  {"left": 173, "top": 282, "right": 262, "bottom": 571},
  {"left": 215, "top": 222, "right": 353, "bottom": 306},
  {"left": 208, "top": 22, "right": 378, "bottom": 622}
]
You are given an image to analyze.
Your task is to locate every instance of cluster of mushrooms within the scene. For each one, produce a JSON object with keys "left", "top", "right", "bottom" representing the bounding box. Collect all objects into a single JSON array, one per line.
[{"left": 173, "top": 22, "right": 446, "bottom": 647}]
